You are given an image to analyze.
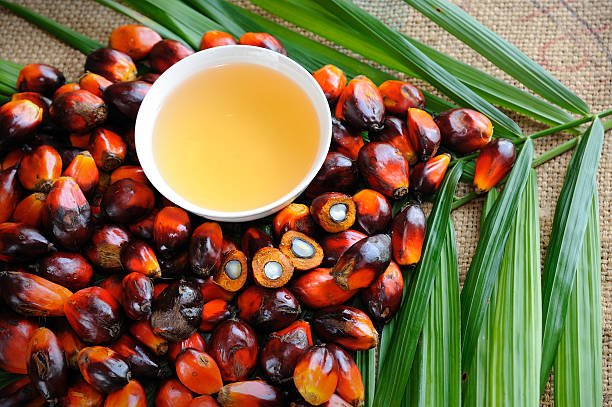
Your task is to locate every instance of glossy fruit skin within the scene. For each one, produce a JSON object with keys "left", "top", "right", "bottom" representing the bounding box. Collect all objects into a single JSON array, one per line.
[
  {"left": 407, "top": 108, "right": 441, "bottom": 161},
  {"left": 293, "top": 345, "right": 338, "bottom": 406},
  {"left": 305, "top": 152, "right": 358, "bottom": 199},
  {"left": 331, "top": 234, "right": 391, "bottom": 291},
  {"left": 121, "top": 272, "right": 154, "bottom": 320},
  {"left": 217, "top": 380, "right": 283, "bottom": 407},
  {"left": 50, "top": 89, "right": 107, "bottom": 133},
  {"left": 335, "top": 75, "right": 384, "bottom": 132},
  {"left": 121, "top": 240, "right": 161, "bottom": 278},
  {"left": 64, "top": 286, "right": 123, "bottom": 344},
  {"left": 110, "top": 165, "right": 147, "bottom": 185},
  {"left": 13, "top": 192, "right": 46, "bottom": 228},
  {"left": 327, "top": 344, "right": 364, "bottom": 407},
  {"left": 85, "top": 48, "right": 137, "bottom": 82},
  {"left": 176, "top": 349, "right": 223, "bottom": 395},
  {"left": 0, "top": 166, "right": 21, "bottom": 223},
  {"left": 17, "top": 145, "right": 61, "bottom": 192},
  {"left": 79, "top": 72, "right": 113, "bottom": 97},
  {"left": 473, "top": 138, "right": 516, "bottom": 192},
  {"left": 240, "top": 226, "right": 273, "bottom": 260},
  {"left": 313, "top": 65, "right": 347, "bottom": 105},
  {"left": 0, "top": 222, "right": 53, "bottom": 262},
  {"left": 110, "top": 24, "right": 162, "bottom": 60},
  {"left": 151, "top": 279, "right": 204, "bottom": 341},
  {"left": 77, "top": 346, "right": 131, "bottom": 393},
  {"left": 199, "top": 298, "right": 232, "bottom": 332},
  {"left": 291, "top": 268, "right": 358, "bottom": 309},
  {"left": 320, "top": 229, "right": 367, "bottom": 267},
  {"left": 409, "top": 153, "right": 451, "bottom": 199},
  {"left": 26, "top": 327, "right": 68, "bottom": 404},
  {"left": 85, "top": 225, "right": 131, "bottom": 273},
  {"left": 190, "top": 222, "right": 224, "bottom": 276},
  {"left": 56, "top": 322, "right": 84, "bottom": 370},
  {"left": 0, "top": 100, "right": 43, "bottom": 149},
  {"left": 89, "top": 128, "right": 126, "bottom": 171},
  {"left": 60, "top": 377, "right": 104, "bottom": 407},
  {"left": 362, "top": 262, "right": 404, "bottom": 326},
  {"left": 200, "top": 30, "right": 237, "bottom": 50},
  {"left": 273, "top": 203, "right": 315, "bottom": 238},
  {"left": 237, "top": 286, "right": 301, "bottom": 332},
  {"left": 199, "top": 276, "right": 235, "bottom": 302},
  {"left": 260, "top": 320, "right": 313, "bottom": 385},
  {"left": 36, "top": 251, "right": 93, "bottom": 290},
  {"left": 110, "top": 334, "right": 169, "bottom": 379},
  {"left": 149, "top": 39, "right": 194, "bottom": 73},
  {"left": 310, "top": 192, "right": 356, "bottom": 233},
  {"left": 128, "top": 207, "right": 157, "bottom": 241},
  {"left": 190, "top": 395, "right": 221, "bottom": 407},
  {"left": 104, "top": 379, "right": 146, "bottom": 407},
  {"left": 358, "top": 142, "right": 409, "bottom": 199},
  {"left": 391, "top": 203, "right": 426, "bottom": 266},
  {"left": 435, "top": 108, "right": 493, "bottom": 154},
  {"left": 168, "top": 331, "right": 207, "bottom": 362},
  {"left": 0, "top": 376, "right": 45, "bottom": 406},
  {"left": 53, "top": 83, "right": 81, "bottom": 99},
  {"left": 0, "top": 312, "right": 39, "bottom": 373},
  {"left": 17, "top": 63, "right": 65, "bottom": 95},
  {"left": 128, "top": 319, "right": 168, "bottom": 356},
  {"left": 209, "top": 319, "right": 259, "bottom": 382},
  {"left": 102, "top": 179, "right": 155, "bottom": 224},
  {"left": 1, "top": 148, "right": 24, "bottom": 170},
  {"left": 378, "top": 80, "right": 425, "bottom": 116},
  {"left": 154, "top": 206, "right": 191, "bottom": 257},
  {"left": 155, "top": 378, "right": 193, "bottom": 407},
  {"left": 1, "top": 271, "right": 72, "bottom": 317},
  {"left": 239, "top": 32, "right": 286, "bottom": 55},
  {"left": 313, "top": 306, "right": 378, "bottom": 351},
  {"left": 330, "top": 118, "right": 364, "bottom": 161},
  {"left": 352, "top": 189, "right": 392, "bottom": 235},
  {"left": 11, "top": 92, "right": 52, "bottom": 123},
  {"left": 159, "top": 250, "right": 189, "bottom": 279},
  {"left": 100, "top": 275, "right": 123, "bottom": 303},
  {"left": 63, "top": 151, "right": 99, "bottom": 195},
  {"left": 373, "top": 116, "right": 417, "bottom": 165},
  {"left": 103, "top": 80, "right": 151, "bottom": 122}
]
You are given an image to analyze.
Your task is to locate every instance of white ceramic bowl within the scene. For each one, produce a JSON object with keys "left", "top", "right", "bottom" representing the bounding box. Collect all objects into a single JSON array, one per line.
[{"left": 135, "top": 45, "right": 332, "bottom": 222}]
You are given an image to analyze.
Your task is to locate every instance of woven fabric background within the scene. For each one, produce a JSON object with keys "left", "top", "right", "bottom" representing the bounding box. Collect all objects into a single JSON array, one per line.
[{"left": 0, "top": 0, "right": 610, "bottom": 405}]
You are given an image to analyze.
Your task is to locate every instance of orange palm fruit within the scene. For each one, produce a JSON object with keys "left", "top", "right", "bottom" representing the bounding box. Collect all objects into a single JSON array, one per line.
[
  {"left": 327, "top": 344, "right": 364, "bottom": 406},
  {"left": 279, "top": 231, "right": 324, "bottom": 271},
  {"left": 78, "top": 72, "right": 113, "bottom": 97},
  {"left": 155, "top": 378, "right": 193, "bottom": 407},
  {"left": 70, "top": 132, "right": 91, "bottom": 148},
  {"left": 89, "top": 128, "right": 126, "bottom": 171},
  {"left": 53, "top": 83, "right": 80, "bottom": 99},
  {"left": 190, "top": 222, "right": 223, "bottom": 277},
  {"left": 237, "top": 286, "right": 300, "bottom": 332},
  {"left": 18, "top": 144, "right": 62, "bottom": 192},
  {"left": 320, "top": 229, "right": 367, "bottom": 267},
  {"left": 313, "top": 64, "right": 347, "bottom": 105},
  {"left": 56, "top": 321, "right": 84, "bottom": 369},
  {"left": 100, "top": 275, "right": 123, "bottom": 302},
  {"left": 0, "top": 100, "right": 43, "bottom": 149},
  {"left": 313, "top": 305, "right": 378, "bottom": 351},
  {"left": 64, "top": 286, "right": 123, "bottom": 344},
  {"left": 331, "top": 234, "right": 391, "bottom": 290},
  {"left": 391, "top": 202, "right": 426, "bottom": 266},
  {"left": 273, "top": 203, "right": 315, "bottom": 238},
  {"left": 209, "top": 319, "right": 258, "bottom": 382},
  {"left": 372, "top": 116, "right": 417, "bottom": 165},
  {"left": 121, "top": 240, "right": 161, "bottom": 278},
  {"left": 85, "top": 224, "right": 131, "bottom": 273},
  {"left": 304, "top": 152, "right": 358, "bottom": 199},
  {"left": 411, "top": 153, "right": 451, "bottom": 199},
  {"left": 0, "top": 166, "right": 21, "bottom": 222},
  {"left": 240, "top": 226, "right": 273, "bottom": 260},
  {"left": 199, "top": 275, "right": 235, "bottom": 302},
  {"left": 293, "top": 345, "right": 338, "bottom": 405},
  {"left": 102, "top": 178, "right": 155, "bottom": 224},
  {"left": 62, "top": 151, "right": 99, "bottom": 195},
  {"left": 217, "top": 380, "right": 283, "bottom": 407},
  {"left": 85, "top": 47, "right": 137, "bottom": 82},
  {"left": 330, "top": 118, "right": 364, "bottom": 161},
  {"left": 110, "top": 165, "right": 147, "bottom": 185},
  {"left": 110, "top": 25, "right": 162, "bottom": 60},
  {"left": 357, "top": 142, "right": 409, "bottom": 199},
  {"left": 251, "top": 247, "right": 295, "bottom": 288},
  {"left": 27, "top": 327, "right": 68, "bottom": 404},
  {"left": 50, "top": 89, "right": 107, "bottom": 133},
  {"left": 260, "top": 320, "right": 313, "bottom": 385},
  {"left": 13, "top": 192, "right": 45, "bottom": 228},
  {"left": 77, "top": 346, "right": 131, "bottom": 393},
  {"left": 1, "top": 148, "right": 24, "bottom": 170},
  {"left": 151, "top": 279, "right": 204, "bottom": 342},
  {"left": 110, "top": 334, "right": 169, "bottom": 379},
  {"left": 239, "top": 32, "right": 286, "bottom": 55},
  {"left": 104, "top": 380, "right": 146, "bottom": 407},
  {"left": 291, "top": 267, "right": 358, "bottom": 309},
  {"left": 335, "top": 75, "right": 384, "bottom": 132},
  {"left": 17, "top": 63, "right": 65, "bottom": 95},
  {"left": 190, "top": 395, "right": 220, "bottom": 407},
  {"left": 149, "top": 39, "right": 194, "bottom": 73},
  {"left": 1, "top": 271, "right": 72, "bottom": 317},
  {"left": 362, "top": 261, "right": 404, "bottom": 325},
  {"left": 0, "top": 311, "right": 39, "bottom": 373},
  {"left": 129, "top": 207, "right": 157, "bottom": 241},
  {"left": 121, "top": 272, "right": 154, "bottom": 320},
  {"left": 310, "top": 192, "right": 356, "bottom": 233},
  {"left": 407, "top": 108, "right": 441, "bottom": 161},
  {"left": 214, "top": 249, "right": 248, "bottom": 292},
  {"left": 11, "top": 92, "right": 51, "bottom": 122},
  {"left": 200, "top": 30, "right": 237, "bottom": 50},
  {"left": 60, "top": 377, "right": 103, "bottom": 407},
  {"left": 129, "top": 319, "right": 169, "bottom": 356},
  {"left": 473, "top": 138, "right": 516, "bottom": 193},
  {"left": 435, "top": 108, "right": 493, "bottom": 154},
  {"left": 352, "top": 188, "right": 392, "bottom": 235},
  {"left": 176, "top": 349, "right": 223, "bottom": 395},
  {"left": 35, "top": 251, "right": 93, "bottom": 291},
  {"left": 103, "top": 80, "right": 151, "bottom": 122},
  {"left": 168, "top": 331, "right": 207, "bottom": 362},
  {"left": 378, "top": 79, "right": 425, "bottom": 116},
  {"left": 154, "top": 206, "right": 191, "bottom": 257},
  {"left": 0, "top": 222, "right": 54, "bottom": 262}
]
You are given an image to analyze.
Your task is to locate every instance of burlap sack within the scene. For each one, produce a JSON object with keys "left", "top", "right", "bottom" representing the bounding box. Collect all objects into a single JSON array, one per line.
[{"left": 0, "top": 0, "right": 610, "bottom": 405}]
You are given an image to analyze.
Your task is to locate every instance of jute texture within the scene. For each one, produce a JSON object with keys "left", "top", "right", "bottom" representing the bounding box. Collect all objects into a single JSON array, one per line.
[{"left": 0, "top": 0, "right": 610, "bottom": 405}]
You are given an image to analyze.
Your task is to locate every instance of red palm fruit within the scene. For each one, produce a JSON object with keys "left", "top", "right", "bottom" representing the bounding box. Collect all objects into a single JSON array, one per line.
[
  {"left": 0, "top": 100, "right": 43, "bottom": 149},
  {"left": 129, "top": 319, "right": 168, "bottom": 355},
  {"left": 209, "top": 319, "right": 258, "bottom": 382},
  {"left": 154, "top": 206, "right": 191, "bottom": 257},
  {"left": 121, "top": 240, "right": 161, "bottom": 278},
  {"left": 217, "top": 380, "right": 283, "bottom": 407},
  {"left": 378, "top": 80, "right": 425, "bottom": 116},
  {"left": 123, "top": 127, "right": 137, "bottom": 160},
  {"left": 153, "top": 282, "right": 169, "bottom": 300},
  {"left": 17, "top": 63, "right": 65, "bottom": 95},
  {"left": 279, "top": 231, "right": 324, "bottom": 270},
  {"left": 190, "top": 395, "right": 220, "bottom": 407},
  {"left": 372, "top": 116, "right": 417, "bottom": 165},
  {"left": 12, "top": 193, "right": 45, "bottom": 228},
  {"left": 103, "top": 179, "right": 155, "bottom": 224},
  {"left": 335, "top": 75, "right": 384, "bottom": 132},
  {"left": 0, "top": 222, "right": 53, "bottom": 262},
  {"left": 239, "top": 32, "right": 286, "bottom": 55},
  {"left": 410, "top": 153, "right": 451, "bottom": 198},
  {"left": 62, "top": 151, "right": 99, "bottom": 195},
  {"left": 18, "top": 144, "right": 62, "bottom": 192},
  {"left": 85, "top": 225, "right": 130, "bottom": 273},
  {"left": 104, "top": 380, "right": 146, "bottom": 407},
  {"left": 407, "top": 108, "right": 441, "bottom": 161},
  {"left": 199, "top": 276, "right": 235, "bottom": 302},
  {"left": 155, "top": 379, "right": 193, "bottom": 407},
  {"left": 111, "top": 334, "right": 169, "bottom": 379},
  {"left": 330, "top": 118, "right": 364, "bottom": 161},
  {"left": 2, "top": 148, "right": 24, "bottom": 169},
  {"left": 200, "top": 30, "right": 237, "bottom": 50},
  {"left": 61, "top": 377, "right": 104, "bottom": 407},
  {"left": 35, "top": 252, "right": 93, "bottom": 290},
  {"left": 129, "top": 207, "right": 157, "bottom": 240},
  {"left": 61, "top": 148, "right": 83, "bottom": 171},
  {"left": 221, "top": 238, "right": 238, "bottom": 254},
  {"left": 327, "top": 344, "right": 364, "bottom": 406},
  {"left": 241, "top": 226, "right": 273, "bottom": 260},
  {"left": 313, "top": 65, "right": 347, "bottom": 104},
  {"left": 89, "top": 128, "right": 126, "bottom": 171},
  {"left": 103, "top": 80, "right": 151, "bottom": 122},
  {"left": 320, "top": 229, "right": 367, "bottom": 267},
  {"left": 237, "top": 286, "right": 300, "bottom": 332},
  {"left": 305, "top": 151, "right": 358, "bottom": 199},
  {"left": 1, "top": 271, "right": 72, "bottom": 316},
  {"left": 168, "top": 331, "right": 206, "bottom": 362},
  {"left": 151, "top": 279, "right": 204, "bottom": 342},
  {"left": 322, "top": 394, "right": 353, "bottom": 407},
  {"left": 139, "top": 72, "right": 160, "bottom": 83},
  {"left": 43, "top": 177, "right": 91, "bottom": 250},
  {"left": 310, "top": 192, "right": 356, "bottom": 233},
  {"left": 252, "top": 247, "right": 294, "bottom": 288},
  {"left": 0, "top": 166, "right": 21, "bottom": 222},
  {"left": 293, "top": 345, "right": 338, "bottom": 405},
  {"left": 27, "top": 327, "right": 68, "bottom": 404},
  {"left": 392, "top": 203, "right": 426, "bottom": 266},
  {"left": 331, "top": 234, "right": 391, "bottom": 290},
  {"left": 77, "top": 346, "right": 131, "bottom": 393},
  {"left": 313, "top": 306, "right": 378, "bottom": 351},
  {"left": 352, "top": 189, "right": 392, "bottom": 235},
  {"left": 78, "top": 72, "right": 113, "bottom": 97},
  {"left": 0, "top": 312, "right": 39, "bottom": 373},
  {"left": 357, "top": 142, "right": 409, "bottom": 199},
  {"left": 110, "top": 24, "right": 162, "bottom": 60},
  {"left": 214, "top": 249, "right": 248, "bottom": 292},
  {"left": 159, "top": 250, "right": 189, "bottom": 279},
  {"left": 110, "top": 165, "right": 147, "bottom": 185},
  {"left": 149, "top": 39, "right": 194, "bottom": 73},
  {"left": 11, "top": 92, "right": 51, "bottom": 123},
  {"left": 121, "top": 272, "right": 153, "bottom": 320},
  {"left": 260, "top": 320, "right": 313, "bottom": 384},
  {"left": 435, "top": 108, "right": 493, "bottom": 154},
  {"left": 291, "top": 267, "right": 357, "bottom": 309},
  {"left": 0, "top": 376, "right": 44, "bottom": 406},
  {"left": 56, "top": 321, "right": 84, "bottom": 369},
  {"left": 199, "top": 297, "right": 232, "bottom": 332},
  {"left": 273, "top": 203, "right": 315, "bottom": 238},
  {"left": 473, "top": 138, "right": 516, "bottom": 192},
  {"left": 85, "top": 48, "right": 137, "bottom": 82},
  {"left": 190, "top": 222, "right": 223, "bottom": 277},
  {"left": 50, "top": 89, "right": 107, "bottom": 133},
  {"left": 176, "top": 349, "right": 223, "bottom": 395},
  {"left": 53, "top": 83, "right": 80, "bottom": 99},
  {"left": 64, "top": 286, "right": 123, "bottom": 344},
  {"left": 100, "top": 275, "right": 123, "bottom": 303},
  {"left": 70, "top": 132, "right": 91, "bottom": 148}
]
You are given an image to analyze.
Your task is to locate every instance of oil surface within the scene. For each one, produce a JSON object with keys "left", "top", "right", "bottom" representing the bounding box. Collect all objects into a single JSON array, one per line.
[{"left": 154, "top": 63, "right": 320, "bottom": 212}]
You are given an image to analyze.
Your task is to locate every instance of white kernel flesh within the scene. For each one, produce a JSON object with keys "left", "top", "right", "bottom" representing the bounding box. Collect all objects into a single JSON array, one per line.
[
  {"left": 224, "top": 259, "right": 242, "bottom": 280},
  {"left": 264, "top": 261, "right": 283, "bottom": 280},
  {"left": 291, "top": 238, "right": 315, "bottom": 258},
  {"left": 329, "top": 203, "right": 348, "bottom": 222}
]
